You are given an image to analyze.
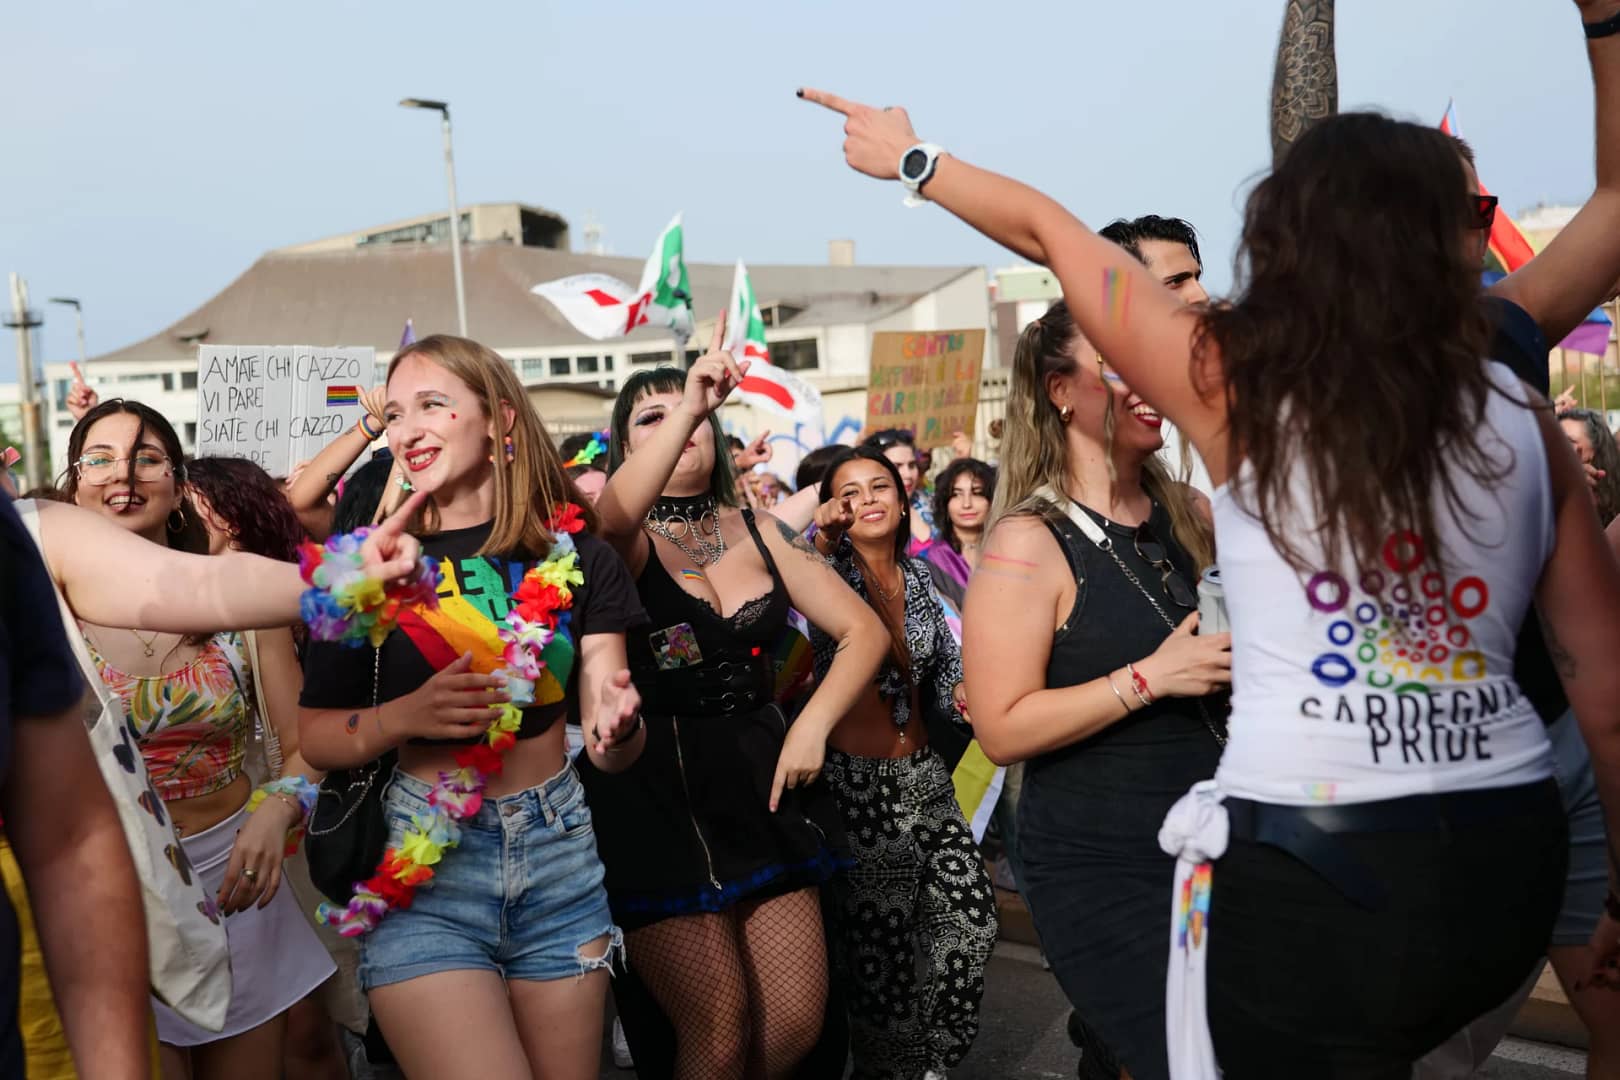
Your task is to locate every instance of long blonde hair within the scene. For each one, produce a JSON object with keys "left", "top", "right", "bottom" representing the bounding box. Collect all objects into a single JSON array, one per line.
[
  {"left": 990, "top": 300, "right": 1214, "bottom": 571},
  {"left": 387, "top": 334, "right": 596, "bottom": 556}
]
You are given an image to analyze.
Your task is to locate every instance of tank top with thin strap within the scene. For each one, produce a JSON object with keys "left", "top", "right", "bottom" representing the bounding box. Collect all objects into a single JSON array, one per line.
[{"left": 630, "top": 509, "right": 788, "bottom": 716}]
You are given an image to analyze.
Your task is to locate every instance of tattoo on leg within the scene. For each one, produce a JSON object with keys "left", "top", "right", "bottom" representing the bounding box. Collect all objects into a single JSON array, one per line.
[
  {"left": 345, "top": 713, "right": 360, "bottom": 734},
  {"left": 1269, "top": 0, "right": 1337, "bottom": 164},
  {"left": 1539, "top": 613, "right": 1577, "bottom": 681}
]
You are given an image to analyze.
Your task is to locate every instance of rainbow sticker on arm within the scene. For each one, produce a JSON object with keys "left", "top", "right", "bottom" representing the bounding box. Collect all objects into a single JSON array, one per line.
[{"left": 1102, "top": 267, "right": 1132, "bottom": 325}]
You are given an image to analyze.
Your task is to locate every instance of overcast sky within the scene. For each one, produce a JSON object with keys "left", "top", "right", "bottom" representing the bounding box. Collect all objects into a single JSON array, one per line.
[{"left": 1, "top": 0, "right": 1603, "bottom": 378}]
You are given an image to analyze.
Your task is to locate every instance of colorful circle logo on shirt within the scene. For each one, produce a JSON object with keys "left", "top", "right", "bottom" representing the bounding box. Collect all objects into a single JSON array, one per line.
[{"left": 1307, "top": 531, "right": 1489, "bottom": 691}]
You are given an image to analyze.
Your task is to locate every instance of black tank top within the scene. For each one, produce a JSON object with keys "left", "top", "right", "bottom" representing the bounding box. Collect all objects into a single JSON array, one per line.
[
  {"left": 630, "top": 508, "right": 789, "bottom": 716},
  {"left": 1037, "top": 502, "right": 1224, "bottom": 777}
]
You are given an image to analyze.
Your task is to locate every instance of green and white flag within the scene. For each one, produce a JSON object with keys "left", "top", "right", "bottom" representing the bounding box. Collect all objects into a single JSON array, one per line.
[
  {"left": 725, "top": 260, "right": 822, "bottom": 432},
  {"left": 531, "top": 213, "right": 694, "bottom": 345}
]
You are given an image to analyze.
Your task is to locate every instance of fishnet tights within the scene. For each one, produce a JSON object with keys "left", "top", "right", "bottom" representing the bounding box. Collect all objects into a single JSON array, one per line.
[{"left": 627, "top": 886, "right": 828, "bottom": 1080}]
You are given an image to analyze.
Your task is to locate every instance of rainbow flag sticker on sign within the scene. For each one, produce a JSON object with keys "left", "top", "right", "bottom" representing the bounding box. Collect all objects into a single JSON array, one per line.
[{"left": 326, "top": 385, "right": 361, "bottom": 408}]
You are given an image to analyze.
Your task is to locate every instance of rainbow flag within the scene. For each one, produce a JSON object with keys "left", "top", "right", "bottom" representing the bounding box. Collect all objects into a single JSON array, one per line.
[
  {"left": 326, "top": 385, "right": 361, "bottom": 408},
  {"left": 1440, "top": 102, "right": 1535, "bottom": 274}
]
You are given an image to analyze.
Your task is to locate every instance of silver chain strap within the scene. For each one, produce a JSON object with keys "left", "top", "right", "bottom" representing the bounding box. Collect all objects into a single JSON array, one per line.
[{"left": 1093, "top": 535, "right": 1228, "bottom": 748}]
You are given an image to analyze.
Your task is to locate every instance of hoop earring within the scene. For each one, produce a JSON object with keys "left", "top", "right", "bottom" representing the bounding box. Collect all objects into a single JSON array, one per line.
[
  {"left": 1058, "top": 404, "right": 1074, "bottom": 424},
  {"left": 167, "top": 505, "right": 187, "bottom": 533}
]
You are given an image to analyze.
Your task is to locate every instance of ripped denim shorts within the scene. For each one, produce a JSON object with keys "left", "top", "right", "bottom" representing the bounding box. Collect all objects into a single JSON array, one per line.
[{"left": 358, "top": 762, "right": 622, "bottom": 990}]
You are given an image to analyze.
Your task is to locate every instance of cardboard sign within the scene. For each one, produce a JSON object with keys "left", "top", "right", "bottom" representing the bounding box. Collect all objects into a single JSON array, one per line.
[
  {"left": 195, "top": 345, "right": 375, "bottom": 477},
  {"left": 865, "top": 330, "right": 985, "bottom": 449}
]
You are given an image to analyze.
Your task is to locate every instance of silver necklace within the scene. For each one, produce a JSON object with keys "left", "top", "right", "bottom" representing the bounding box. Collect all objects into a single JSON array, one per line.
[{"left": 643, "top": 498, "right": 727, "bottom": 566}]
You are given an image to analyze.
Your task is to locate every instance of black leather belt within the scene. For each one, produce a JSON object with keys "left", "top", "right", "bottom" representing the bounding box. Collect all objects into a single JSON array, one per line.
[
  {"left": 636, "top": 654, "right": 773, "bottom": 717},
  {"left": 1224, "top": 779, "right": 1557, "bottom": 912}
]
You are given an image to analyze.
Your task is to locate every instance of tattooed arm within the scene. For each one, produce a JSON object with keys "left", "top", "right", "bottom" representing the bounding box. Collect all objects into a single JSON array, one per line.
[{"left": 1269, "top": 0, "right": 1337, "bottom": 165}]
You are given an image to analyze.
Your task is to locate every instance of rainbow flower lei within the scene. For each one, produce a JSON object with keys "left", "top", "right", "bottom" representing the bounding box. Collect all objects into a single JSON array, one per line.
[
  {"left": 315, "top": 505, "right": 588, "bottom": 937},
  {"left": 298, "top": 528, "right": 441, "bottom": 648}
]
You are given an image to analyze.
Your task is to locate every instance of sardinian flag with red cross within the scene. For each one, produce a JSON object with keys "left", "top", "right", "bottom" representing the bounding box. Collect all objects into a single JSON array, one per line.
[{"left": 530, "top": 214, "right": 695, "bottom": 346}]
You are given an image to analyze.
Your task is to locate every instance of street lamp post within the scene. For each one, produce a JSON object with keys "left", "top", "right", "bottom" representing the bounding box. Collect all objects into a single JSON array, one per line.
[
  {"left": 48, "top": 297, "right": 87, "bottom": 365},
  {"left": 399, "top": 98, "right": 468, "bottom": 336},
  {"left": 4, "top": 274, "right": 48, "bottom": 490}
]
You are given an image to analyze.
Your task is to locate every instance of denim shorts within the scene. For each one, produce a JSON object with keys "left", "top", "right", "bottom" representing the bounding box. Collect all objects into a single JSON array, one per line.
[{"left": 358, "top": 762, "right": 622, "bottom": 990}]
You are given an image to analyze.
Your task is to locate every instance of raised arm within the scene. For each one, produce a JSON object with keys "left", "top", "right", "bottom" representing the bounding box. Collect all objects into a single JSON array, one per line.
[
  {"left": 594, "top": 317, "right": 749, "bottom": 562},
  {"left": 798, "top": 90, "right": 1228, "bottom": 477},
  {"left": 1269, "top": 1, "right": 1338, "bottom": 164},
  {"left": 1490, "top": 1, "right": 1620, "bottom": 344},
  {"left": 286, "top": 387, "right": 388, "bottom": 539}
]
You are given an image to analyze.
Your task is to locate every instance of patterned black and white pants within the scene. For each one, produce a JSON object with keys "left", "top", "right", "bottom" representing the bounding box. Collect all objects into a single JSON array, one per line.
[{"left": 823, "top": 746, "right": 998, "bottom": 1080}]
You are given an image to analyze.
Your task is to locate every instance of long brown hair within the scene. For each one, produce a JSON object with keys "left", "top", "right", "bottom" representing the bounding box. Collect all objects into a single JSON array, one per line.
[
  {"left": 387, "top": 334, "right": 597, "bottom": 556},
  {"left": 1559, "top": 406, "right": 1620, "bottom": 528},
  {"left": 991, "top": 300, "right": 1214, "bottom": 571},
  {"left": 819, "top": 446, "right": 913, "bottom": 685},
  {"left": 1197, "top": 112, "right": 1505, "bottom": 575}
]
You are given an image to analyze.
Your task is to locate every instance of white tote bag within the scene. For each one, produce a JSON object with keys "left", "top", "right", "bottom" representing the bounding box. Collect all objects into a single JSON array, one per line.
[{"left": 17, "top": 500, "right": 232, "bottom": 1032}]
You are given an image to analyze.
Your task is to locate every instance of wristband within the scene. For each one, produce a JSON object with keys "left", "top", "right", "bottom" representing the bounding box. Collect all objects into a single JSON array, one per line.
[
  {"left": 1126, "top": 662, "right": 1155, "bottom": 707},
  {"left": 357, "top": 414, "right": 385, "bottom": 441},
  {"left": 1586, "top": 10, "right": 1620, "bottom": 38}
]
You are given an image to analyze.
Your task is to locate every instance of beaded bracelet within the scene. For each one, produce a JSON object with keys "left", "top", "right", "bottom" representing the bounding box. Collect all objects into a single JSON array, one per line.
[
  {"left": 246, "top": 776, "right": 320, "bottom": 857},
  {"left": 298, "top": 529, "right": 441, "bottom": 648}
]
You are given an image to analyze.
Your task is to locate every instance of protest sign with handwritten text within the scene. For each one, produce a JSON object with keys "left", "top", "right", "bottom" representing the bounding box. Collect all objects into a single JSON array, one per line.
[
  {"left": 865, "top": 330, "right": 985, "bottom": 450},
  {"left": 195, "top": 345, "right": 375, "bottom": 477}
]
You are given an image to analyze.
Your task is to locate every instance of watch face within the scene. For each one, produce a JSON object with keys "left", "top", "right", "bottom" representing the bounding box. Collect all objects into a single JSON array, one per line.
[{"left": 902, "top": 148, "right": 929, "bottom": 181}]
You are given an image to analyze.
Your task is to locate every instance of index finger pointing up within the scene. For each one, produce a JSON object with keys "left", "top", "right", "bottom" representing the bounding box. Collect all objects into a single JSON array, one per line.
[
  {"left": 798, "top": 87, "right": 859, "bottom": 116},
  {"left": 710, "top": 309, "right": 728, "bottom": 354}
]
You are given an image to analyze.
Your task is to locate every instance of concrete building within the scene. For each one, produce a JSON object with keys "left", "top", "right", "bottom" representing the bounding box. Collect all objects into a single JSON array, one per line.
[{"left": 46, "top": 204, "right": 992, "bottom": 469}]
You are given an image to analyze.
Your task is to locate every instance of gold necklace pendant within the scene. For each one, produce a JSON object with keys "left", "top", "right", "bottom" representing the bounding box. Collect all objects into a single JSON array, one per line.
[{"left": 130, "top": 629, "right": 160, "bottom": 657}]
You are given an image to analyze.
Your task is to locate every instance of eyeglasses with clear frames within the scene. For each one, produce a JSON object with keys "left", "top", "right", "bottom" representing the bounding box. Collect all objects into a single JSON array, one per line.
[{"left": 74, "top": 452, "right": 173, "bottom": 486}]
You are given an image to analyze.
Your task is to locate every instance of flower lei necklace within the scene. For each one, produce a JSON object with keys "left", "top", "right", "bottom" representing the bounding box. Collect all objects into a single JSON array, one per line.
[{"left": 312, "top": 504, "right": 588, "bottom": 937}]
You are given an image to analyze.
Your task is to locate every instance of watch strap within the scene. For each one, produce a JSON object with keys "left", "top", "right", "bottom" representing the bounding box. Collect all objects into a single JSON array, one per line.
[{"left": 1585, "top": 9, "right": 1620, "bottom": 38}]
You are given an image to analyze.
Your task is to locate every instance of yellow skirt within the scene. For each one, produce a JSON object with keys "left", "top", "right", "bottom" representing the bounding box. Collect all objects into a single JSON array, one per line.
[{"left": 0, "top": 836, "right": 160, "bottom": 1079}]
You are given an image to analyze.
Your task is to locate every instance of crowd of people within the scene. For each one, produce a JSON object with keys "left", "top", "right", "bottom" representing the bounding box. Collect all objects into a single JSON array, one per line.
[{"left": 9, "top": 3, "right": 1620, "bottom": 1079}]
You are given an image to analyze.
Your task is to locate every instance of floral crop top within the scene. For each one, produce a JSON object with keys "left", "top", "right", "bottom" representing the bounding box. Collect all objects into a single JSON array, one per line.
[{"left": 85, "top": 631, "right": 252, "bottom": 801}]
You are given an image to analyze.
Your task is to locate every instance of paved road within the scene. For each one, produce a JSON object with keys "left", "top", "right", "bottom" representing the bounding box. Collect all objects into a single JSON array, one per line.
[{"left": 585, "top": 940, "right": 1590, "bottom": 1079}]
